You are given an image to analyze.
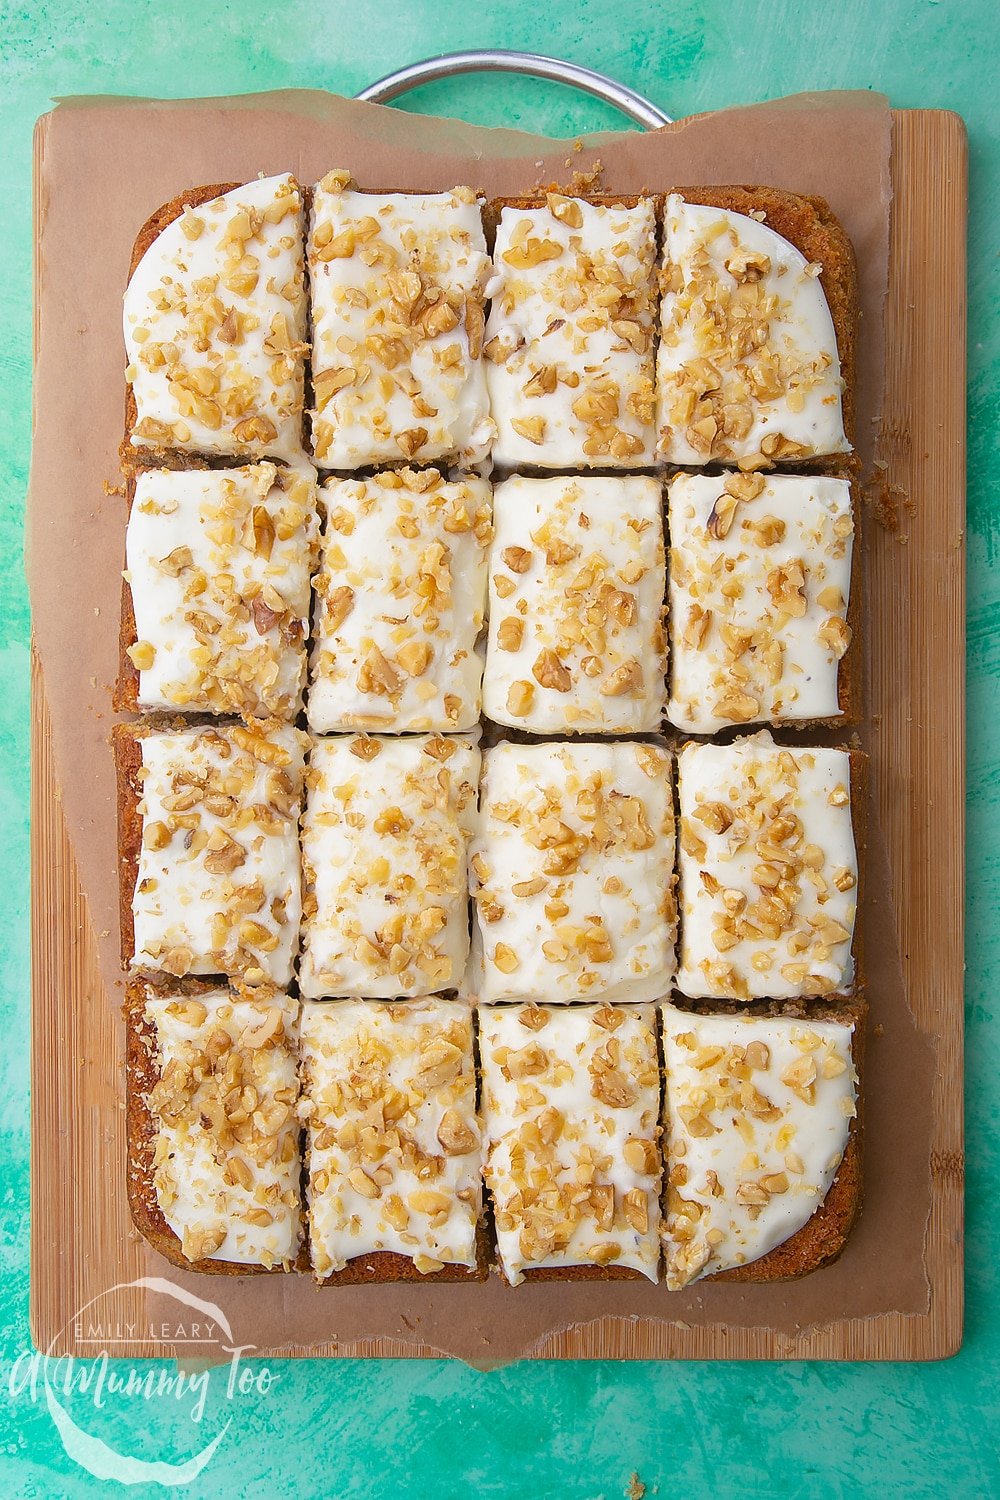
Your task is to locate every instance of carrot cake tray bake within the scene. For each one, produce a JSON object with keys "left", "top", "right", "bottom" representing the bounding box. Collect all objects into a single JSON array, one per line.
[{"left": 115, "top": 171, "right": 867, "bottom": 1286}]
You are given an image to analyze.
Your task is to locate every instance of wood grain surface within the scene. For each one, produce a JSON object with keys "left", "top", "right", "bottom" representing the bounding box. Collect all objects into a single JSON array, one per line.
[{"left": 29, "top": 109, "right": 966, "bottom": 1361}]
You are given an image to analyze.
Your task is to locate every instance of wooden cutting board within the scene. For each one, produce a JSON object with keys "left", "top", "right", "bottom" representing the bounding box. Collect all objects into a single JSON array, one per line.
[{"left": 30, "top": 109, "right": 966, "bottom": 1361}]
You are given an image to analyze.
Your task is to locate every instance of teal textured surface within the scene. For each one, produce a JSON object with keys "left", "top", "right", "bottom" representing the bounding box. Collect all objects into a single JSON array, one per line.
[{"left": 3, "top": 2, "right": 998, "bottom": 1496}]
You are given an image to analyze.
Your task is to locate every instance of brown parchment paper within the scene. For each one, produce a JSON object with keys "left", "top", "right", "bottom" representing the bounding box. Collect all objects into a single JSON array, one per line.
[{"left": 29, "top": 88, "right": 933, "bottom": 1367}]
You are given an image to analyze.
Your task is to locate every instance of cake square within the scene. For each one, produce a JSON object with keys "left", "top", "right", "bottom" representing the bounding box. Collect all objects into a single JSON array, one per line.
[
  {"left": 661, "top": 1002, "right": 860, "bottom": 1287},
  {"left": 115, "top": 722, "right": 306, "bottom": 986},
  {"left": 299, "top": 998, "right": 484, "bottom": 1281},
  {"left": 308, "top": 176, "right": 493, "bottom": 468},
  {"left": 119, "top": 464, "right": 318, "bottom": 720},
  {"left": 666, "top": 471, "right": 855, "bottom": 733},
  {"left": 483, "top": 474, "right": 667, "bottom": 734},
  {"left": 124, "top": 174, "right": 307, "bottom": 462},
  {"left": 485, "top": 195, "right": 658, "bottom": 468},
  {"left": 479, "top": 1003, "right": 662, "bottom": 1284},
  {"left": 126, "top": 978, "right": 302, "bottom": 1271},
  {"left": 676, "top": 733, "right": 860, "bottom": 1000},
  {"left": 308, "top": 470, "right": 492, "bottom": 734},
  {"left": 470, "top": 740, "right": 676, "bottom": 1003},
  {"left": 299, "top": 734, "right": 480, "bottom": 1000},
  {"left": 657, "top": 192, "right": 849, "bottom": 466}
]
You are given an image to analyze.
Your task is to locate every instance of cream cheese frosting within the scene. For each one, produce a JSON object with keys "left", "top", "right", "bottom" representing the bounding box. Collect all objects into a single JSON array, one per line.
[
  {"left": 667, "top": 472, "right": 854, "bottom": 732},
  {"left": 661, "top": 1003, "right": 857, "bottom": 1287},
  {"left": 299, "top": 734, "right": 480, "bottom": 1000},
  {"left": 125, "top": 464, "right": 318, "bottom": 719},
  {"left": 676, "top": 733, "right": 858, "bottom": 1000},
  {"left": 483, "top": 475, "right": 667, "bottom": 733},
  {"left": 299, "top": 999, "right": 482, "bottom": 1276},
  {"left": 308, "top": 469, "right": 492, "bottom": 734},
  {"left": 479, "top": 1003, "right": 662, "bottom": 1284},
  {"left": 144, "top": 982, "right": 301, "bottom": 1268},
  {"left": 485, "top": 196, "right": 657, "bottom": 468},
  {"left": 470, "top": 740, "right": 676, "bottom": 1003},
  {"left": 131, "top": 723, "right": 306, "bottom": 985},
  {"left": 124, "top": 174, "right": 307, "bottom": 462},
  {"left": 657, "top": 193, "right": 848, "bottom": 465},
  {"left": 308, "top": 175, "right": 494, "bottom": 468}
]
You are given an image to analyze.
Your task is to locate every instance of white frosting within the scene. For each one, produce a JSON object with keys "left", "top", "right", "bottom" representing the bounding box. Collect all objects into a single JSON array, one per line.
[
  {"left": 131, "top": 724, "right": 306, "bottom": 985},
  {"left": 676, "top": 733, "right": 858, "bottom": 1000},
  {"left": 145, "top": 984, "right": 301, "bottom": 1268},
  {"left": 470, "top": 740, "right": 676, "bottom": 1003},
  {"left": 308, "top": 179, "right": 494, "bottom": 467},
  {"left": 661, "top": 1004, "right": 857, "bottom": 1287},
  {"left": 485, "top": 197, "right": 657, "bottom": 468},
  {"left": 483, "top": 475, "right": 666, "bottom": 733},
  {"left": 125, "top": 464, "right": 318, "bottom": 719},
  {"left": 308, "top": 471, "right": 491, "bottom": 733},
  {"left": 657, "top": 193, "right": 848, "bottom": 465},
  {"left": 299, "top": 735, "right": 480, "bottom": 999},
  {"left": 667, "top": 472, "right": 854, "bottom": 732},
  {"left": 124, "top": 174, "right": 307, "bottom": 461},
  {"left": 299, "top": 999, "right": 481, "bottom": 1276},
  {"left": 479, "top": 1003, "right": 661, "bottom": 1284}
]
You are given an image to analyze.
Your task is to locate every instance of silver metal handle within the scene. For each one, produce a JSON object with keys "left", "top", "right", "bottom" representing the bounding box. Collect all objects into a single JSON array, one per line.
[{"left": 356, "top": 50, "right": 673, "bottom": 131}]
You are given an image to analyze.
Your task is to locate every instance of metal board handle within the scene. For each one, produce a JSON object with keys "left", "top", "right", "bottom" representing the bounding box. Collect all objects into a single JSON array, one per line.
[{"left": 356, "top": 49, "right": 673, "bottom": 131}]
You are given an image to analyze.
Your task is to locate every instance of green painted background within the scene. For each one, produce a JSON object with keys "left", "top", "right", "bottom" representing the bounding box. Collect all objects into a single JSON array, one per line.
[{"left": 2, "top": 2, "right": 997, "bottom": 1495}]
